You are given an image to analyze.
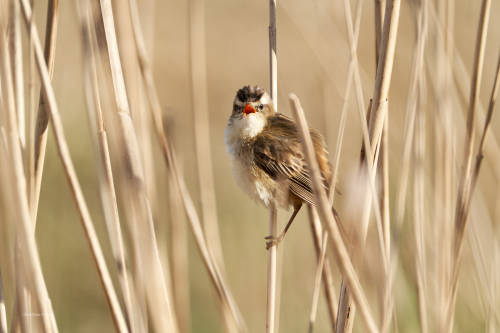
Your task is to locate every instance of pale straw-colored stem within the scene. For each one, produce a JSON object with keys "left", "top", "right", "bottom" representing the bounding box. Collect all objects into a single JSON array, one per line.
[
  {"left": 30, "top": 0, "right": 59, "bottom": 224},
  {"left": 448, "top": 0, "right": 492, "bottom": 330},
  {"left": 167, "top": 170, "right": 191, "bottom": 333},
  {"left": 8, "top": 2, "right": 28, "bottom": 330},
  {"left": 337, "top": 0, "right": 394, "bottom": 329},
  {"left": 307, "top": 206, "right": 337, "bottom": 329},
  {"left": 267, "top": 2, "right": 279, "bottom": 332},
  {"left": 18, "top": 1, "right": 128, "bottom": 331},
  {"left": 374, "top": 0, "right": 385, "bottom": 67},
  {"left": 170, "top": 147, "right": 246, "bottom": 330},
  {"left": 413, "top": 61, "right": 428, "bottom": 333},
  {"left": 0, "top": 32, "right": 56, "bottom": 333},
  {"left": 470, "top": 54, "right": 500, "bottom": 196},
  {"left": 97, "top": 0, "right": 178, "bottom": 331},
  {"left": 266, "top": 204, "right": 278, "bottom": 333},
  {"left": 290, "top": 94, "right": 378, "bottom": 333},
  {"left": 367, "top": 0, "right": 401, "bottom": 156},
  {"left": 8, "top": 0, "right": 25, "bottom": 149},
  {"left": 269, "top": 0, "right": 277, "bottom": 110},
  {"left": 0, "top": 271, "right": 7, "bottom": 333},
  {"left": 125, "top": 0, "right": 245, "bottom": 329},
  {"left": 78, "top": 2, "right": 137, "bottom": 331},
  {"left": 308, "top": 233, "right": 328, "bottom": 333},
  {"left": 188, "top": 0, "right": 226, "bottom": 281},
  {"left": 328, "top": 0, "right": 364, "bottom": 204}
]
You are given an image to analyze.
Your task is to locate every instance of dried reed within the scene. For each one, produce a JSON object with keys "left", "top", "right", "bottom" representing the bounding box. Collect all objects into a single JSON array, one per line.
[
  {"left": 307, "top": 233, "right": 328, "bottom": 333},
  {"left": 0, "top": 29, "right": 56, "bottom": 333},
  {"left": 0, "top": 271, "right": 7, "bottom": 333},
  {"left": 126, "top": 0, "right": 245, "bottom": 329},
  {"left": 448, "top": 0, "right": 492, "bottom": 330},
  {"left": 30, "top": 0, "right": 59, "bottom": 223},
  {"left": 290, "top": 94, "right": 378, "bottom": 333},
  {"left": 266, "top": 1, "right": 279, "bottom": 333},
  {"left": 78, "top": 2, "right": 137, "bottom": 331},
  {"left": 18, "top": 1, "right": 128, "bottom": 331}
]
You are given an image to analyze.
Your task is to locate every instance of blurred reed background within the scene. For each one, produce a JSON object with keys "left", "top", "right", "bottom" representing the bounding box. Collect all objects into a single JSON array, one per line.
[{"left": 0, "top": 0, "right": 499, "bottom": 332}]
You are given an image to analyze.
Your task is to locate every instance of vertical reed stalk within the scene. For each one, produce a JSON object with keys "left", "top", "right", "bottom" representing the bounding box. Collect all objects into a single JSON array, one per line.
[
  {"left": 30, "top": 0, "right": 59, "bottom": 223},
  {"left": 367, "top": 0, "right": 401, "bottom": 155},
  {"left": 188, "top": 0, "right": 226, "bottom": 282},
  {"left": 126, "top": 0, "right": 245, "bottom": 329},
  {"left": 267, "top": 2, "right": 279, "bottom": 333},
  {"left": 337, "top": 0, "right": 395, "bottom": 329},
  {"left": 96, "top": 0, "right": 178, "bottom": 331},
  {"left": 167, "top": 170, "right": 191, "bottom": 333},
  {"left": 269, "top": 0, "right": 277, "bottom": 110},
  {"left": 18, "top": 1, "right": 129, "bottom": 331},
  {"left": 1, "top": 31, "right": 56, "bottom": 333},
  {"left": 470, "top": 54, "right": 500, "bottom": 196},
  {"left": 448, "top": 0, "right": 492, "bottom": 330},
  {"left": 413, "top": 65, "right": 428, "bottom": 333},
  {"left": 290, "top": 95, "right": 378, "bottom": 333},
  {"left": 78, "top": 3, "right": 137, "bottom": 331},
  {"left": 374, "top": 0, "right": 385, "bottom": 66},
  {"left": 307, "top": 206, "right": 338, "bottom": 329},
  {"left": 9, "top": 0, "right": 25, "bottom": 149},
  {"left": 308, "top": 233, "right": 328, "bottom": 333},
  {"left": 0, "top": 271, "right": 7, "bottom": 333},
  {"left": 266, "top": 204, "right": 278, "bottom": 333}
]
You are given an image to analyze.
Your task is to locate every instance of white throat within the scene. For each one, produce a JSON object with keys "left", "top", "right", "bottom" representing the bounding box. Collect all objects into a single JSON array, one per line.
[{"left": 225, "top": 114, "right": 266, "bottom": 155}]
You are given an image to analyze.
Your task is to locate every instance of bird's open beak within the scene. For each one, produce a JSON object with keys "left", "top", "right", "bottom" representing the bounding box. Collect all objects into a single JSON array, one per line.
[{"left": 243, "top": 103, "right": 256, "bottom": 115}]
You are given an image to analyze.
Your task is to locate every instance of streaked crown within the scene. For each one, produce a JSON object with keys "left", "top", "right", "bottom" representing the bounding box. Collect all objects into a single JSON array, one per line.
[
  {"left": 235, "top": 85, "right": 266, "bottom": 104},
  {"left": 232, "top": 85, "right": 272, "bottom": 115}
]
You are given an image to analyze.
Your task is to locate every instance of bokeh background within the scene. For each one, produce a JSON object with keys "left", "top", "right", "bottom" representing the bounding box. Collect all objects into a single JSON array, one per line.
[{"left": 1, "top": 0, "right": 500, "bottom": 332}]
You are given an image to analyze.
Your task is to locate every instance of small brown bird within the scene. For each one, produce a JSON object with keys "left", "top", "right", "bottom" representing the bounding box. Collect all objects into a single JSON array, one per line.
[{"left": 225, "top": 85, "right": 332, "bottom": 249}]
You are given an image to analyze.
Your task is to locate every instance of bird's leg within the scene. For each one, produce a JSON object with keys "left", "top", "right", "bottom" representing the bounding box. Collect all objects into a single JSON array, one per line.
[{"left": 265, "top": 203, "right": 302, "bottom": 249}]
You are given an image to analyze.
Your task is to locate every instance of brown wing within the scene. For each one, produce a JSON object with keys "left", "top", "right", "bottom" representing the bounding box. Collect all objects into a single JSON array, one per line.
[{"left": 253, "top": 114, "right": 331, "bottom": 206}]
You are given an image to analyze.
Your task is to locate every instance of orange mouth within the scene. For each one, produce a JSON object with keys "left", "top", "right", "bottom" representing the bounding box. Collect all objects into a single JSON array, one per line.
[{"left": 243, "top": 104, "right": 256, "bottom": 115}]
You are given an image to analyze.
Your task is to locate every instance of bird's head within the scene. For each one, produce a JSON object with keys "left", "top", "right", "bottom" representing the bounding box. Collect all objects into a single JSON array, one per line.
[{"left": 226, "top": 85, "right": 273, "bottom": 140}]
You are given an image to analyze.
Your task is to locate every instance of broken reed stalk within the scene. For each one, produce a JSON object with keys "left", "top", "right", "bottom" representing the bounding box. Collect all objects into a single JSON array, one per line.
[
  {"left": 308, "top": 233, "right": 328, "bottom": 333},
  {"left": 0, "top": 32, "right": 56, "bottom": 333},
  {"left": 96, "top": 0, "right": 179, "bottom": 331},
  {"left": 30, "top": 0, "right": 59, "bottom": 223},
  {"left": 266, "top": 2, "right": 279, "bottom": 333},
  {"left": 448, "top": 0, "right": 492, "bottom": 330},
  {"left": 17, "top": 1, "right": 128, "bottom": 332},
  {"left": 188, "top": 0, "right": 228, "bottom": 300},
  {"left": 78, "top": 3, "right": 137, "bottom": 331},
  {"left": 289, "top": 94, "right": 378, "bottom": 333},
  {"left": 126, "top": 0, "right": 245, "bottom": 329}
]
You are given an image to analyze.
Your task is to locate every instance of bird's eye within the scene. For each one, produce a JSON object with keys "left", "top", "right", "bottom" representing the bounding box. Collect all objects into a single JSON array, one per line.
[{"left": 257, "top": 104, "right": 264, "bottom": 111}]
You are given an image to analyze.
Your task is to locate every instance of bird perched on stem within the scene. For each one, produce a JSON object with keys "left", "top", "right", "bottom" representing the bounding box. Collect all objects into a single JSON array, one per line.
[{"left": 225, "top": 85, "right": 334, "bottom": 249}]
